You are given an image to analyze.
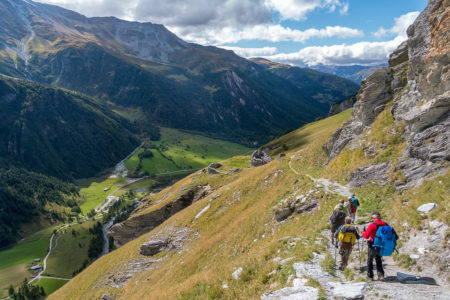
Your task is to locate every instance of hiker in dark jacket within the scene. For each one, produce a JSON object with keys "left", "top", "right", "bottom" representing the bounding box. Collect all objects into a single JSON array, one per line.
[
  {"left": 329, "top": 202, "right": 346, "bottom": 245},
  {"left": 362, "top": 211, "right": 389, "bottom": 280},
  {"left": 335, "top": 217, "right": 360, "bottom": 270}
]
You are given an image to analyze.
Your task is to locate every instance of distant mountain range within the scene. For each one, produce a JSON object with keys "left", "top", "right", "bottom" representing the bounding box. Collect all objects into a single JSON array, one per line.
[
  {"left": 311, "top": 64, "right": 386, "bottom": 83},
  {"left": 250, "top": 58, "right": 359, "bottom": 103},
  {"left": 0, "top": 0, "right": 359, "bottom": 144}
]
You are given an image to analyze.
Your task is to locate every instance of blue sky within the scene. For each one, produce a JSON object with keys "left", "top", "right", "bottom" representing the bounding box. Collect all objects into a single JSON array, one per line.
[{"left": 36, "top": 0, "right": 427, "bottom": 66}]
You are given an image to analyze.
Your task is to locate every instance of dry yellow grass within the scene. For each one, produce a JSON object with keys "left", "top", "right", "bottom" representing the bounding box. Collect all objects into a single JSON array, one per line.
[{"left": 50, "top": 108, "right": 449, "bottom": 299}]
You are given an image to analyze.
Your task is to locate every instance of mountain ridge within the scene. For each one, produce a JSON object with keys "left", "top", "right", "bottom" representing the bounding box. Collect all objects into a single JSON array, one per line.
[{"left": 0, "top": 0, "right": 359, "bottom": 144}]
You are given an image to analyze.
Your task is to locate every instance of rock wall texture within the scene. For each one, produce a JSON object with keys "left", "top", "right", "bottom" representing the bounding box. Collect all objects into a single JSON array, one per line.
[
  {"left": 324, "top": 0, "right": 449, "bottom": 187},
  {"left": 109, "top": 185, "right": 211, "bottom": 247}
]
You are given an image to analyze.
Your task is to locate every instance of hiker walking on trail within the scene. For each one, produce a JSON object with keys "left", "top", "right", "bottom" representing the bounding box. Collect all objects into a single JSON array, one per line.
[
  {"left": 347, "top": 194, "right": 360, "bottom": 223},
  {"left": 329, "top": 201, "right": 346, "bottom": 245},
  {"left": 362, "top": 211, "right": 398, "bottom": 281},
  {"left": 335, "top": 217, "right": 360, "bottom": 270}
]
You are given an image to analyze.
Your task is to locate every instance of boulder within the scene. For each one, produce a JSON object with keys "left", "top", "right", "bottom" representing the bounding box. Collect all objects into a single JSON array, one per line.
[
  {"left": 274, "top": 207, "right": 294, "bottom": 222},
  {"left": 139, "top": 227, "right": 199, "bottom": 256},
  {"left": 101, "top": 294, "right": 114, "bottom": 300},
  {"left": 208, "top": 163, "right": 227, "bottom": 175},
  {"left": 251, "top": 149, "right": 272, "bottom": 167},
  {"left": 209, "top": 162, "right": 223, "bottom": 169},
  {"left": 417, "top": 203, "right": 437, "bottom": 214},
  {"left": 139, "top": 239, "right": 167, "bottom": 256},
  {"left": 328, "top": 282, "right": 367, "bottom": 300}
]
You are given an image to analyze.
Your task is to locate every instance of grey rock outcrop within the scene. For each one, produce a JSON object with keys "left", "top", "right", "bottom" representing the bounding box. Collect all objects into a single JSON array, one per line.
[
  {"left": 324, "top": 0, "right": 449, "bottom": 187},
  {"left": 323, "top": 67, "right": 392, "bottom": 160},
  {"left": 207, "top": 162, "right": 241, "bottom": 175},
  {"left": 139, "top": 227, "right": 199, "bottom": 256},
  {"left": 100, "top": 294, "right": 114, "bottom": 300},
  {"left": 251, "top": 148, "right": 272, "bottom": 167},
  {"left": 348, "top": 162, "right": 391, "bottom": 188},
  {"left": 109, "top": 185, "right": 211, "bottom": 247},
  {"left": 208, "top": 163, "right": 227, "bottom": 175}
]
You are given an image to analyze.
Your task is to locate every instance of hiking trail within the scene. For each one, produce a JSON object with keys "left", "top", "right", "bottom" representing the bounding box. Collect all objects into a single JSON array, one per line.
[{"left": 263, "top": 154, "right": 450, "bottom": 299}]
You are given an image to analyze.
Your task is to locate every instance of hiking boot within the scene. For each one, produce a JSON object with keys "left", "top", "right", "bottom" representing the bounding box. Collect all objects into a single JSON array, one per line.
[
  {"left": 366, "top": 275, "right": 374, "bottom": 282},
  {"left": 377, "top": 273, "right": 385, "bottom": 281}
]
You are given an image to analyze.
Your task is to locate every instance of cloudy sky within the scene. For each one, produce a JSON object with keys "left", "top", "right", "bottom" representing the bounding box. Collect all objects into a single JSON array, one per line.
[{"left": 35, "top": 0, "right": 427, "bottom": 66}]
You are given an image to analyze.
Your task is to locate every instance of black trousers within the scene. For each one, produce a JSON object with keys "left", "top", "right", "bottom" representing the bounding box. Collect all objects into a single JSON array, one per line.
[{"left": 367, "top": 241, "right": 384, "bottom": 278}]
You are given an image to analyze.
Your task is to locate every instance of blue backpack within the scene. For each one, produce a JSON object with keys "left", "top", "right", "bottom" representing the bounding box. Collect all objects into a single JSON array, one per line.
[{"left": 373, "top": 223, "right": 397, "bottom": 256}]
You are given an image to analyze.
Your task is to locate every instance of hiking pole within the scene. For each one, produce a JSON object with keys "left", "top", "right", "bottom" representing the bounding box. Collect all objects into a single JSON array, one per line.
[
  {"left": 334, "top": 241, "right": 337, "bottom": 268},
  {"left": 358, "top": 238, "right": 362, "bottom": 265}
]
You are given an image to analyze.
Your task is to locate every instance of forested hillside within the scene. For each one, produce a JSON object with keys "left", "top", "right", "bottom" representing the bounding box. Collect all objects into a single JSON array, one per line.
[
  {"left": 0, "top": 168, "right": 79, "bottom": 247},
  {"left": 0, "top": 75, "right": 140, "bottom": 179}
]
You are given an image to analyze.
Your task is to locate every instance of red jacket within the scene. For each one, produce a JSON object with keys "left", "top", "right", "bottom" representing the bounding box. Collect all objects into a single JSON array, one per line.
[{"left": 362, "top": 219, "right": 386, "bottom": 241}]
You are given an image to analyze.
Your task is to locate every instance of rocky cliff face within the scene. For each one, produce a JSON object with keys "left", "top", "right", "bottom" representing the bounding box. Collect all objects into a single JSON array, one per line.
[
  {"left": 109, "top": 185, "right": 211, "bottom": 247},
  {"left": 324, "top": 0, "right": 449, "bottom": 187}
]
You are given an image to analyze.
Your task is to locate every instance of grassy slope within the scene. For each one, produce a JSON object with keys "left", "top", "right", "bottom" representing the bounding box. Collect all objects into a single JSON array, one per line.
[
  {"left": 50, "top": 109, "right": 449, "bottom": 299},
  {"left": 125, "top": 128, "right": 252, "bottom": 176}
]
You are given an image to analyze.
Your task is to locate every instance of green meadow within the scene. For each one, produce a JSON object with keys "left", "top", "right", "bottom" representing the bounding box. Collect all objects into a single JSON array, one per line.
[
  {"left": 35, "top": 278, "right": 68, "bottom": 295},
  {"left": 125, "top": 128, "right": 252, "bottom": 176},
  {"left": 77, "top": 177, "right": 126, "bottom": 214},
  {"left": 0, "top": 227, "right": 55, "bottom": 297},
  {"left": 45, "top": 221, "right": 97, "bottom": 278}
]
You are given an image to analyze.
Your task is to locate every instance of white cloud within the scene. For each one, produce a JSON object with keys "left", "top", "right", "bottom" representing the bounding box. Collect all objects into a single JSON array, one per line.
[
  {"left": 374, "top": 11, "right": 419, "bottom": 39},
  {"left": 265, "top": 36, "right": 406, "bottom": 66},
  {"left": 339, "top": 2, "right": 349, "bottom": 15},
  {"left": 35, "top": 0, "right": 358, "bottom": 46},
  {"left": 34, "top": 0, "right": 139, "bottom": 20},
  {"left": 172, "top": 24, "right": 363, "bottom": 45},
  {"left": 220, "top": 46, "right": 278, "bottom": 57},
  {"left": 265, "top": 0, "right": 349, "bottom": 20},
  {"left": 134, "top": 0, "right": 271, "bottom": 27}
]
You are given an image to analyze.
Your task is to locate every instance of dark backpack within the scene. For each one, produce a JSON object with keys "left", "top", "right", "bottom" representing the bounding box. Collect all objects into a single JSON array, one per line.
[
  {"left": 373, "top": 223, "right": 397, "bottom": 256},
  {"left": 330, "top": 209, "right": 346, "bottom": 225}
]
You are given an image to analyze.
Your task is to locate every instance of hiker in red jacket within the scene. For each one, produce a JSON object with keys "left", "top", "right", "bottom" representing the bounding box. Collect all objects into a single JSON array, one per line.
[{"left": 362, "top": 211, "right": 385, "bottom": 281}]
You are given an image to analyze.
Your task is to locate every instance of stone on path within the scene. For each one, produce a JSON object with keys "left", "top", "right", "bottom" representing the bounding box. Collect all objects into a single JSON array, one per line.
[
  {"left": 328, "top": 282, "right": 367, "bottom": 300},
  {"left": 261, "top": 278, "right": 318, "bottom": 300}
]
